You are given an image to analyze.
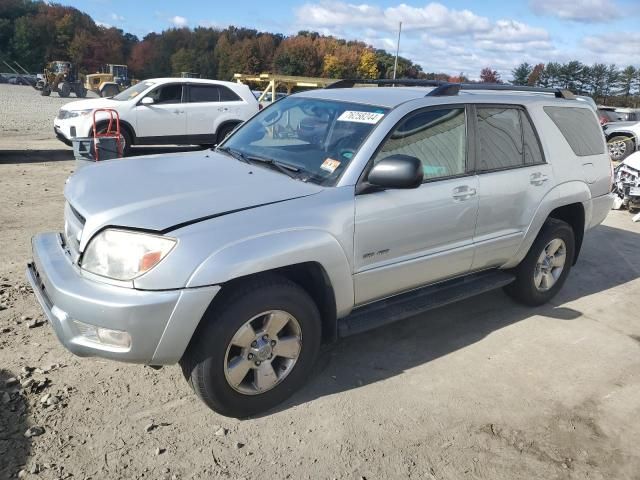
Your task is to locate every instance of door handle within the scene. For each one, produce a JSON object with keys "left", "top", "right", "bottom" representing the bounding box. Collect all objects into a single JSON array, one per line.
[
  {"left": 530, "top": 172, "right": 549, "bottom": 186},
  {"left": 452, "top": 185, "right": 477, "bottom": 201},
  {"left": 172, "top": 110, "right": 184, "bottom": 114}
]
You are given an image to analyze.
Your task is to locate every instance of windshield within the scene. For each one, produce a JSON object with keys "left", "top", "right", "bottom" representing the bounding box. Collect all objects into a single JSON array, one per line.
[
  {"left": 112, "top": 81, "right": 155, "bottom": 100},
  {"left": 222, "top": 97, "right": 388, "bottom": 186}
]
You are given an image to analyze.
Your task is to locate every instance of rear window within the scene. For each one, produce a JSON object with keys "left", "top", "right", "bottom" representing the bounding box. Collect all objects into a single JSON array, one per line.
[{"left": 544, "top": 106, "right": 604, "bottom": 156}]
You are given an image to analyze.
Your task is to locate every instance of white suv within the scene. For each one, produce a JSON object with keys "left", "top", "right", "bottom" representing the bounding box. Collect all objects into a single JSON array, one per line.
[{"left": 54, "top": 78, "right": 259, "bottom": 154}]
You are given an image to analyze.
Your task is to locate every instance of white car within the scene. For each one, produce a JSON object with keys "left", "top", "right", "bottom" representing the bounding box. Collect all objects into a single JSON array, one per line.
[{"left": 54, "top": 78, "right": 259, "bottom": 154}]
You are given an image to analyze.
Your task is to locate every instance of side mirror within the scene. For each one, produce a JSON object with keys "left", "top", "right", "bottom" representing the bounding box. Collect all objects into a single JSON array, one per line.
[
  {"left": 368, "top": 154, "right": 423, "bottom": 189},
  {"left": 141, "top": 97, "right": 154, "bottom": 105}
]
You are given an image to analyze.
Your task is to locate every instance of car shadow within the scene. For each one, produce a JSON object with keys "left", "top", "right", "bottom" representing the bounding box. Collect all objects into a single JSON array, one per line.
[
  {"left": 0, "top": 369, "right": 31, "bottom": 478},
  {"left": 259, "top": 223, "right": 640, "bottom": 417}
]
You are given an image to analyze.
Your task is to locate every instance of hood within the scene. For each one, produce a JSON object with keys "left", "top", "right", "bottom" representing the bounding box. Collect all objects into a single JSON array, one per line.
[
  {"left": 60, "top": 97, "right": 118, "bottom": 112},
  {"left": 605, "top": 121, "right": 638, "bottom": 132},
  {"left": 622, "top": 152, "right": 640, "bottom": 171},
  {"left": 65, "top": 151, "right": 324, "bottom": 249}
]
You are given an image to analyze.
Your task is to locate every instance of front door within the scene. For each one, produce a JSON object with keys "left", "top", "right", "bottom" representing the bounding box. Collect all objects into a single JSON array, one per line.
[
  {"left": 353, "top": 106, "right": 479, "bottom": 305},
  {"left": 135, "top": 83, "right": 187, "bottom": 143}
]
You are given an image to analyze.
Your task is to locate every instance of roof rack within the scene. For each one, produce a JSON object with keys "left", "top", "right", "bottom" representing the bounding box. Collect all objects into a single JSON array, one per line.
[{"left": 326, "top": 79, "right": 576, "bottom": 100}]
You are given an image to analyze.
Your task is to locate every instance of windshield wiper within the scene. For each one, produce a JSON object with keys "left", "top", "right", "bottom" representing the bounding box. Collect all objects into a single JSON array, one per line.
[
  {"left": 245, "top": 155, "right": 301, "bottom": 179},
  {"left": 216, "top": 146, "right": 250, "bottom": 164}
]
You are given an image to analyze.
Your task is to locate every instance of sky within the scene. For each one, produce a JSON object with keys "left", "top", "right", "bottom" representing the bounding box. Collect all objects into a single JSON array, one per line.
[{"left": 59, "top": 0, "right": 640, "bottom": 79}]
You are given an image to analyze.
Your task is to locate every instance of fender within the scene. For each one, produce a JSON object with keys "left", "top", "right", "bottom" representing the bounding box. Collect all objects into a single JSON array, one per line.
[
  {"left": 503, "top": 180, "right": 591, "bottom": 269},
  {"left": 606, "top": 129, "right": 639, "bottom": 145},
  {"left": 186, "top": 229, "right": 355, "bottom": 317}
]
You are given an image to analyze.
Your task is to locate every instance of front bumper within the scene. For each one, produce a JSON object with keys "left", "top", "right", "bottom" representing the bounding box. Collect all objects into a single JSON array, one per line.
[{"left": 27, "top": 232, "right": 220, "bottom": 365}]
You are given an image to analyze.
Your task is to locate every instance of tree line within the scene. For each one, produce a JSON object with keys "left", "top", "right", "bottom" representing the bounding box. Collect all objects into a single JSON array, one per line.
[
  {"left": 2, "top": 1, "right": 639, "bottom": 106},
  {"left": 509, "top": 62, "right": 640, "bottom": 106},
  {"left": 0, "top": 0, "right": 423, "bottom": 81}
]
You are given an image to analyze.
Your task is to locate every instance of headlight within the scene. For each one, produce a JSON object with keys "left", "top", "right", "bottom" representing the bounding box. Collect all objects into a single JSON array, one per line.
[
  {"left": 59, "top": 109, "right": 93, "bottom": 120},
  {"left": 81, "top": 229, "right": 176, "bottom": 281}
]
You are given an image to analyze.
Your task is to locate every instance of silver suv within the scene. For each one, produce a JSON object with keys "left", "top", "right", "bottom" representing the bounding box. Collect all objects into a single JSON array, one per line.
[{"left": 27, "top": 81, "right": 614, "bottom": 418}]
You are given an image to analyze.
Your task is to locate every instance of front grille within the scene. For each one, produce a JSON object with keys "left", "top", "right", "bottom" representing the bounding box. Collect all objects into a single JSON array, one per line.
[{"left": 63, "top": 202, "right": 85, "bottom": 264}]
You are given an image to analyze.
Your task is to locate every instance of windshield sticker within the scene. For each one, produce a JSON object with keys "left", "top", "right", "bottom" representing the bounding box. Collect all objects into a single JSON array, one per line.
[
  {"left": 337, "top": 111, "right": 384, "bottom": 124},
  {"left": 320, "top": 158, "right": 341, "bottom": 173}
]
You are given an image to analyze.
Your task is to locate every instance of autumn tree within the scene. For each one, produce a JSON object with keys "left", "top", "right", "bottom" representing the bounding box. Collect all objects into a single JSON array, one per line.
[
  {"left": 480, "top": 67, "right": 501, "bottom": 83},
  {"left": 357, "top": 50, "right": 379, "bottom": 79}
]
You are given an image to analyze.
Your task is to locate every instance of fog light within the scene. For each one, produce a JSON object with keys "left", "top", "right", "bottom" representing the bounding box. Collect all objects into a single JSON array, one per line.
[{"left": 73, "top": 320, "right": 131, "bottom": 349}]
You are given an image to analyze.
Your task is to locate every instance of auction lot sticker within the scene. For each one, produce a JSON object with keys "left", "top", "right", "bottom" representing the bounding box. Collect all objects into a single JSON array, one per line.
[{"left": 337, "top": 111, "right": 385, "bottom": 124}]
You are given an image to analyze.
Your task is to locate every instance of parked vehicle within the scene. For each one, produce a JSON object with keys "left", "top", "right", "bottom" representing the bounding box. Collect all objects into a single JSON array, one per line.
[
  {"left": 614, "top": 108, "right": 640, "bottom": 123},
  {"left": 612, "top": 151, "right": 640, "bottom": 212},
  {"left": 597, "top": 105, "right": 621, "bottom": 126},
  {"left": 29, "top": 81, "right": 613, "bottom": 418},
  {"left": 603, "top": 120, "right": 640, "bottom": 161},
  {"left": 85, "top": 64, "right": 135, "bottom": 97},
  {"left": 53, "top": 78, "right": 259, "bottom": 154},
  {"left": 37, "top": 60, "right": 87, "bottom": 98}
]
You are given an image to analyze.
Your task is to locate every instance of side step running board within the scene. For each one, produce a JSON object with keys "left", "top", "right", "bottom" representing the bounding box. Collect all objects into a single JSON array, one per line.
[{"left": 338, "top": 270, "right": 515, "bottom": 337}]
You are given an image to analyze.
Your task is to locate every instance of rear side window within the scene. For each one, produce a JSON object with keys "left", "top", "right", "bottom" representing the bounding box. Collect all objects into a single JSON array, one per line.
[
  {"left": 375, "top": 107, "right": 466, "bottom": 181},
  {"left": 476, "top": 107, "right": 523, "bottom": 171},
  {"left": 190, "top": 85, "right": 220, "bottom": 103},
  {"left": 189, "top": 85, "right": 242, "bottom": 103},
  {"left": 544, "top": 106, "right": 604, "bottom": 156},
  {"left": 219, "top": 86, "right": 241, "bottom": 101}
]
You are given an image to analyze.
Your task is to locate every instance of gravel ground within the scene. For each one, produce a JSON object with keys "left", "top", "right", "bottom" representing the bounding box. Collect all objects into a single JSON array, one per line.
[
  {"left": 0, "top": 83, "right": 98, "bottom": 151},
  {"left": 1, "top": 83, "right": 640, "bottom": 480}
]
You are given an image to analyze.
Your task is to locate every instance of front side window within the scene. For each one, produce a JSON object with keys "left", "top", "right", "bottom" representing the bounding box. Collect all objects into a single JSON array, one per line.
[
  {"left": 222, "top": 97, "right": 389, "bottom": 186},
  {"left": 476, "top": 107, "right": 523, "bottom": 171},
  {"left": 375, "top": 108, "right": 466, "bottom": 181},
  {"left": 145, "top": 84, "right": 183, "bottom": 104}
]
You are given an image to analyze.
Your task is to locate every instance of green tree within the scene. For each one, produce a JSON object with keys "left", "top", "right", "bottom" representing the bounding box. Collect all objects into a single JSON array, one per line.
[{"left": 511, "top": 62, "right": 532, "bottom": 85}]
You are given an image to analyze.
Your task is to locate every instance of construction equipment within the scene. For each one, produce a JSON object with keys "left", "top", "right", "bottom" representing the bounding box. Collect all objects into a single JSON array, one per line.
[
  {"left": 85, "top": 64, "right": 135, "bottom": 97},
  {"left": 38, "top": 61, "right": 87, "bottom": 98}
]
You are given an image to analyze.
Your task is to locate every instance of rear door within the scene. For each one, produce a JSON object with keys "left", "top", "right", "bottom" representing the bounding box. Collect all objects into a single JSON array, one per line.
[
  {"left": 185, "top": 84, "right": 245, "bottom": 144},
  {"left": 134, "top": 82, "right": 187, "bottom": 143},
  {"left": 471, "top": 105, "right": 553, "bottom": 270},
  {"left": 353, "top": 105, "right": 479, "bottom": 305}
]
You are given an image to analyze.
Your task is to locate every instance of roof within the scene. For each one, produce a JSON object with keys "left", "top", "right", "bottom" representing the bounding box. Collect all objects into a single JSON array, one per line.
[
  {"left": 295, "top": 86, "right": 591, "bottom": 110},
  {"left": 144, "top": 77, "right": 242, "bottom": 88}
]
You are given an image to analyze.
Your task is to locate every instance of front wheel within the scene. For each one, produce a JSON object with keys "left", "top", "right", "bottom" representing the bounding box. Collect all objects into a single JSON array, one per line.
[
  {"left": 504, "top": 218, "right": 575, "bottom": 306},
  {"left": 180, "top": 275, "right": 322, "bottom": 418},
  {"left": 608, "top": 136, "right": 634, "bottom": 161}
]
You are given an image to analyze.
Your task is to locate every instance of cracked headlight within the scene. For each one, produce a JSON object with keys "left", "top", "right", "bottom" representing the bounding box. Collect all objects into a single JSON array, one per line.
[{"left": 81, "top": 229, "right": 176, "bottom": 281}]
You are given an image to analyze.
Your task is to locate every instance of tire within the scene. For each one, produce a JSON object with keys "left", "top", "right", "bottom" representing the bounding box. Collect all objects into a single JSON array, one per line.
[
  {"left": 608, "top": 136, "right": 634, "bottom": 161},
  {"left": 180, "top": 274, "right": 322, "bottom": 418},
  {"left": 40, "top": 86, "right": 51, "bottom": 97},
  {"left": 216, "top": 123, "right": 238, "bottom": 144},
  {"left": 75, "top": 85, "right": 87, "bottom": 98},
  {"left": 95, "top": 124, "right": 132, "bottom": 157},
  {"left": 58, "top": 82, "right": 71, "bottom": 98},
  {"left": 504, "top": 218, "right": 575, "bottom": 306}
]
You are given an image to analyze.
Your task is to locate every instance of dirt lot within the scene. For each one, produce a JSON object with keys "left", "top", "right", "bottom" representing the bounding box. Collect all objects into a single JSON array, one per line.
[{"left": 1, "top": 83, "right": 640, "bottom": 480}]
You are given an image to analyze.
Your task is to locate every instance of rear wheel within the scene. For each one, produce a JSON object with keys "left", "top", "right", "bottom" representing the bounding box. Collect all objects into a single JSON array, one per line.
[
  {"left": 504, "top": 218, "right": 575, "bottom": 306},
  {"left": 216, "top": 123, "right": 239, "bottom": 144},
  {"left": 40, "top": 86, "right": 51, "bottom": 97},
  {"left": 180, "top": 274, "right": 322, "bottom": 418},
  {"left": 58, "top": 82, "right": 71, "bottom": 98},
  {"left": 74, "top": 85, "right": 87, "bottom": 98},
  {"left": 608, "top": 135, "right": 634, "bottom": 161}
]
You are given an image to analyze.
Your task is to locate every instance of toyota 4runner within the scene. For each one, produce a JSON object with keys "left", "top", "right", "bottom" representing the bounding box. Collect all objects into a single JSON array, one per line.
[{"left": 28, "top": 81, "right": 614, "bottom": 418}]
